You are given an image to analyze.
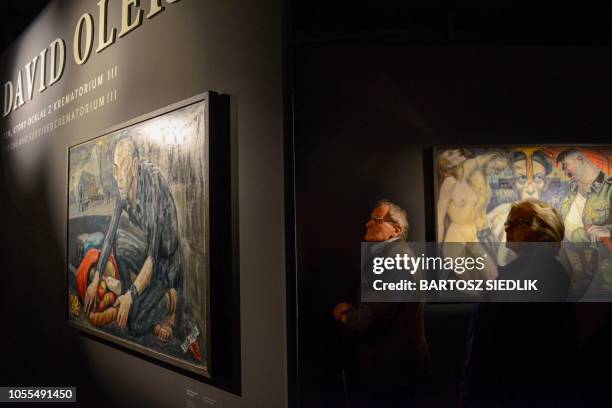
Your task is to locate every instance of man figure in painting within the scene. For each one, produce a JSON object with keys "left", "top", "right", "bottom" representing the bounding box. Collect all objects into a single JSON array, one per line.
[
  {"left": 84, "top": 137, "right": 182, "bottom": 342},
  {"left": 333, "top": 199, "right": 429, "bottom": 407},
  {"left": 556, "top": 148, "right": 612, "bottom": 290},
  {"left": 487, "top": 148, "right": 554, "bottom": 264},
  {"left": 556, "top": 149, "right": 611, "bottom": 243}
]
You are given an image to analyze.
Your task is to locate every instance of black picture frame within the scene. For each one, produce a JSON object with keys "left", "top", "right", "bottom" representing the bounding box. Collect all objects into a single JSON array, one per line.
[{"left": 65, "top": 92, "right": 241, "bottom": 394}]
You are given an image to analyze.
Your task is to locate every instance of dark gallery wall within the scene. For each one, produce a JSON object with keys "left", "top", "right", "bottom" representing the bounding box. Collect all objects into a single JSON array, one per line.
[
  {"left": 0, "top": 1, "right": 285, "bottom": 407},
  {"left": 294, "top": 46, "right": 612, "bottom": 249},
  {"left": 293, "top": 46, "right": 612, "bottom": 406}
]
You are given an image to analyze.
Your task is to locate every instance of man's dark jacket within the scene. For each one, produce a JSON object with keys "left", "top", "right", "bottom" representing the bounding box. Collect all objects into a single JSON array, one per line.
[{"left": 344, "top": 239, "right": 429, "bottom": 390}]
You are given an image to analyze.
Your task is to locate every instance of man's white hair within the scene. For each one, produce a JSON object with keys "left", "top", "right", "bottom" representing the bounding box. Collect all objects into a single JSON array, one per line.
[{"left": 376, "top": 199, "right": 410, "bottom": 241}]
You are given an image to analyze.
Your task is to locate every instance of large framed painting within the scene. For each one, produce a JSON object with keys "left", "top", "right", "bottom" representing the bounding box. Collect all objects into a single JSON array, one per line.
[
  {"left": 66, "top": 92, "right": 238, "bottom": 386},
  {"left": 434, "top": 145, "right": 612, "bottom": 294}
]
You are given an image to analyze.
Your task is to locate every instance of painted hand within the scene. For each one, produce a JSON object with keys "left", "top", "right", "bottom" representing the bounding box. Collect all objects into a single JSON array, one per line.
[
  {"left": 587, "top": 225, "right": 611, "bottom": 243},
  {"left": 114, "top": 291, "right": 133, "bottom": 330},
  {"left": 84, "top": 273, "right": 100, "bottom": 315}
]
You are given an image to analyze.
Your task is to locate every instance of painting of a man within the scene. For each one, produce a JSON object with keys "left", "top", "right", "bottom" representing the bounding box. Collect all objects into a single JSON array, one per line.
[
  {"left": 83, "top": 138, "right": 181, "bottom": 342},
  {"left": 68, "top": 101, "right": 209, "bottom": 373},
  {"left": 556, "top": 148, "right": 611, "bottom": 243},
  {"left": 487, "top": 148, "right": 554, "bottom": 264},
  {"left": 556, "top": 148, "right": 612, "bottom": 290}
]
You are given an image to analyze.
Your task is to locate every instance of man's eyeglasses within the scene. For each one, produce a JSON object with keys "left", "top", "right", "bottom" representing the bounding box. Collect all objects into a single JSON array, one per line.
[
  {"left": 504, "top": 218, "right": 533, "bottom": 230},
  {"left": 370, "top": 217, "right": 398, "bottom": 225}
]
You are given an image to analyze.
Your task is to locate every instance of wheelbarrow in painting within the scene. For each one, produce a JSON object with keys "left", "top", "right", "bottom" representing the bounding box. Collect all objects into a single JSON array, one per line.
[{"left": 67, "top": 96, "right": 214, "bottom": 377}]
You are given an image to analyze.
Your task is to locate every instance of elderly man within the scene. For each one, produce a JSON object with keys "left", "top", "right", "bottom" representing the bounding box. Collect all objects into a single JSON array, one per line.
[
  {"left": 83, "top": 138, "right": 181, "bottom": 342},
  {"left": 333, "top": 199, "right": 429, "bottom": 407},
  {"left": 464, "top": 199, "right": 576, "bottom": 407}
]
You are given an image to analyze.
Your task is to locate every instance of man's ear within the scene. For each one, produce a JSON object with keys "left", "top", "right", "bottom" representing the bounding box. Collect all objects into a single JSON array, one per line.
[{"left": 393, "top": 225, "right": 402, "bottom": 237}]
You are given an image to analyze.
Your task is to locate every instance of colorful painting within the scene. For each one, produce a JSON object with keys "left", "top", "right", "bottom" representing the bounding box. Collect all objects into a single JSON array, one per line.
[
  {"left": 67, "top": 100, "right": 210, "bottom": 376},
  {"left": 434, "top": 146, "right": 612, "bottom": 293}
]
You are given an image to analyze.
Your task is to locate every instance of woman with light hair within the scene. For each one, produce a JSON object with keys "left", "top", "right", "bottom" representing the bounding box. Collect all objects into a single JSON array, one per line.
[
  {"left": 505, "top": 198, "right": 565, "bottom": 256},
  {"left": 508, "top": 198, "right": 565, "bottom": 241},
  {"left": 464, "top": 198, "right": 575, "bottom": 407}
]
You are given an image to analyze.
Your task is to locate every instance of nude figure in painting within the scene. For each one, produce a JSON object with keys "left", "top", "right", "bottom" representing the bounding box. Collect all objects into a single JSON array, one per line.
[{"left": 437, "top": 149, "right": 505, "bottom": 280}]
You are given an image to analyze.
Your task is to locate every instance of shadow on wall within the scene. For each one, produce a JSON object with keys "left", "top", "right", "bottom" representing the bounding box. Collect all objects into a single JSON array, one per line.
[{"left": 0, "top": 151, "right": 106, "bottom": 405}]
